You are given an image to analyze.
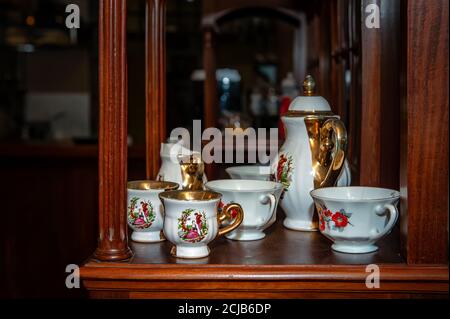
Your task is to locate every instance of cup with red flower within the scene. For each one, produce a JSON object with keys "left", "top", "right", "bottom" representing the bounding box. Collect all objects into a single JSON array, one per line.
[{"left": 310, "top": 186, "right": 400, "bottom": 253}]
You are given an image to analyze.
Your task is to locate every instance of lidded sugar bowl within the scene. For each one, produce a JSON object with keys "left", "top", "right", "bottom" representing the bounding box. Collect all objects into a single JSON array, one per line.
[{"left": 272, "top": 75, "right": 351, "bottom": 231}]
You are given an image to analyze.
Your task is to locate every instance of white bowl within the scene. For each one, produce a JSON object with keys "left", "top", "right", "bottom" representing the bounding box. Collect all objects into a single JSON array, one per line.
[
  {"left": 225, "top": 165, "right": 271, "bottom": 181},
  {"left": 310, "top": 186, "right": 400, "bottom": 254}
]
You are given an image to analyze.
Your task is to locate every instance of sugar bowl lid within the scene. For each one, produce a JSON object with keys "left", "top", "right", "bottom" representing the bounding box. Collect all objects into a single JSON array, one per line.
[{"left": 287, "top": 75, "right": 332, "bottom": 113}]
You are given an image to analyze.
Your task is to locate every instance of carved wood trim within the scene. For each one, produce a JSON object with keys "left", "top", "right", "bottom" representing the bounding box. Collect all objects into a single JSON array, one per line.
[
  {"left": 82, "top": 263, "right": 448, "bottom": 281},
  {"left": 81, "top": 264, "right": 448, "bottom": 298}
]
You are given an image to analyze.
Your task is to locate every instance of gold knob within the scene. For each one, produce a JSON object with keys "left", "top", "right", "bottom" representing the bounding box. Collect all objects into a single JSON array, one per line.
[{"left": 303, "top": 75, "right": 316, "bottom": 96}]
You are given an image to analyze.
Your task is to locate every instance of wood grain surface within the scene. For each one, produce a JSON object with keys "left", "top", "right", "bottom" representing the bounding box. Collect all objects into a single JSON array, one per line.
[
  {"left": 400, "top": 0, "right": 449, "bottom": 264},
  {"left": 113, "top": 211, "right": 404, "bottom": 265},
  {"left": 94, "top": 0, "right": 133, "bottom": 261}
]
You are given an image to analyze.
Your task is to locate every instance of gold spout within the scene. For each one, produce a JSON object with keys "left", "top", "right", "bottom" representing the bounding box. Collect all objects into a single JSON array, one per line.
[{"left": 303, "top": 75, "right": 316, "bottom": 96}]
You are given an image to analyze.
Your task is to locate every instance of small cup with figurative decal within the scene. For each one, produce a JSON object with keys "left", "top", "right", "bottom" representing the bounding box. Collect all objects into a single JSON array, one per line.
[
  {"left": 159, "top": 190, "right": 243, "bottom": 258},
  {"left": 310, "top": 186, "right": 400, "bottom": 254},
  {"left": 205, "top": 180, "right": 283, "bottom": 241},
  {"left": 127, "top": 180, "right": 179, "bottom": 243}
]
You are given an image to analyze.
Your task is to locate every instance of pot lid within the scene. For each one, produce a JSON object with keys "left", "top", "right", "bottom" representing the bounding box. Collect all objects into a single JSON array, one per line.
[{"left": 288, "top": 75, "right": 331, "bottom": 112}]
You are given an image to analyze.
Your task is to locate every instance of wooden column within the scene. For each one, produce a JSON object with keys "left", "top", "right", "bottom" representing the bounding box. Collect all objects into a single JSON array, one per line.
[
  {"left": 94, "top": 0, "right": 133, "bottom": 261},
  {"left": 347, "top": 0, "right": 362, "bottom": 186},
  {"left": 329, "top": 0, "right": 347, "bottom": 119},
  {"left": 401, "top": 0, "right": 448, "bottom": 264},
  {"left": 203, "top": 28, "right": 217, "bottom": 179},
  {"left": 360, "top": 0, "right": 382, "bottom": 186},
  {"left": 146, "top": 0, "right": 167, "bottom": 179},
  {"left": 359, "top": 0, "right": 401, "bottom": 189}
]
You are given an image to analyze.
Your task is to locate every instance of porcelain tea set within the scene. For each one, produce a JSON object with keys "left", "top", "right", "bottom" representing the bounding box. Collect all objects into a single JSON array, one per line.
[{"left": 127, "top": 76, "right": 400, "bottom": 258}]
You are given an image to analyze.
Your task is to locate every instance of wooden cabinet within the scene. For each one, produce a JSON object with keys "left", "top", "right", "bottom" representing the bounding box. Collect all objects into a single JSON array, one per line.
[
  {"left": 80, "top": 0, "right": 448, "bottom": 298},
  {"left": 0, "top": 143, "right": 146, "bottom": 298}
]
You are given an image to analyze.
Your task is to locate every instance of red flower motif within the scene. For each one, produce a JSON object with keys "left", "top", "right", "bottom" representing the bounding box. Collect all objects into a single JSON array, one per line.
[
  {"left": 319, "top": 214, "right": 325, "bottom": 231},
  {"left": 141, "top": 202, "right": 149, "bottom": 216},
  {"left": 323, "top": 209, "right": 332, "bottom": 217},
  {"left": 230, "top": 208, "right": 239, "bottom": 218},
  {"left": 195, "top": 213, "right": 203, "bottom": 229},
  {"left": 332, "top": 212, "right": 348, "bottom": 228},
  {"left": 134, "top": 217, "right": 145, "bottom": 225},
  {"left": 276, "top": 156, "right": 288, "bottom": 181},
  {"left": 276, "top": 168, "right": 282, "bottom": 181}
]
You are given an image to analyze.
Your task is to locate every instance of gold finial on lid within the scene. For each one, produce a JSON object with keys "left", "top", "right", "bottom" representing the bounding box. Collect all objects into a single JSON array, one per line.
[{"left": 303, "top": 75, "right": 316, "bottom": 96}]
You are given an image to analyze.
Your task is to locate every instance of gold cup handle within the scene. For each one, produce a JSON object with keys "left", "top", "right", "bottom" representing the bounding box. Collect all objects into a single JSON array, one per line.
[
  {"left": 217, "top": 203, "right": 244, "bottom": 237},
  {"left": 319, "top": 118, "right": 348, "bottom": 188}
]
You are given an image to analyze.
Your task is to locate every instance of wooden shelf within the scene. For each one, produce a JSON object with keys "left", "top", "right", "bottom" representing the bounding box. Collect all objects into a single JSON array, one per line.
[
  {"left": 114, "top": 211, "right": 403, "bottom": 265},
  {"left": 81, "top": 261, "right": 448, "bottom": 299},
  {"left": 81, "top": 213, "right": 448, "bottom": 298}
]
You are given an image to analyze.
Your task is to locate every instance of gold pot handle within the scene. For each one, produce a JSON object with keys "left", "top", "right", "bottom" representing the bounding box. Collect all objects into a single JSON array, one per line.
[
  {"left": 217, "top": 203, "right": 244, "bottom": 237},
  {"left": 318, "top": 118, "right": 348, "bottom": 188}
]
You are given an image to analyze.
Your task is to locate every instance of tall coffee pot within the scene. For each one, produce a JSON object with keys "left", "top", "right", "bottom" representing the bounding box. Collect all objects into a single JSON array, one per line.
[{"left": 272, "top": 75, "right": 351, "bottom": 231}]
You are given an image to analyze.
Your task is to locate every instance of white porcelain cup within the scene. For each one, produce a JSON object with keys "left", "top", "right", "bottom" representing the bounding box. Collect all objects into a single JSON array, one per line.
[
  {"left": 225, "top": 165, "right": 271, "bottom": 181},
  {"left": 310, "top": 186, "right": 400, "bottom": 254},
  {"left": 205, "top": 180, "right": 283, "bottom": 241},
  {"left": 159, "top": 190, "right": 243, "bottom": 258},
  {"left": 127, "top": 180, "right": 179, "bottom": 243}
]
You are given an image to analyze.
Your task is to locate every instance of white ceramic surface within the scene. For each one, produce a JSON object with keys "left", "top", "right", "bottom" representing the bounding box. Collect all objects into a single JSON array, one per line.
[
  {"left": 225, "top": 166, "right": 271, "bottom": 181},
  {"left": 310, "top": 186, "right": 400, "bottom": 254},
  {"left": 127, "top": 181, "right": 179, "bottom": 243},
  {"left": 289, "top": 95, "right": 332, "bottom": 112},
  {"left": 159, "top": 190, "right": 243, "bottom": 258},
  {"left": 205, "top": 180, "right": 283, "bottom": 241},
  {"left": 336, "top": 160, "right": 352, "bottom": 187}
]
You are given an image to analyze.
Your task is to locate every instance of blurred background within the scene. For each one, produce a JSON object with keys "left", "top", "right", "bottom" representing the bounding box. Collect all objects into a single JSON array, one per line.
[
  {"left": 0, "top": 0, "right": 399, "bottom": 298},
  {"left": 0, "top": 0, "right": 307, "bottom": 144}
]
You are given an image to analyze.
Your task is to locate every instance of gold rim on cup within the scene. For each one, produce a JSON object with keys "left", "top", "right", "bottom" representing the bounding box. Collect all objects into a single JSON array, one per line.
[
  {"left": 159, "top": 190, "right": 222, "bottom": 201},
  {"left": 127, "top": 180, "right": 179, "bottom": 191}
]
